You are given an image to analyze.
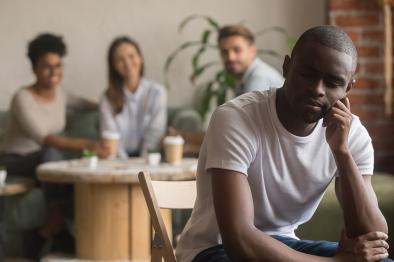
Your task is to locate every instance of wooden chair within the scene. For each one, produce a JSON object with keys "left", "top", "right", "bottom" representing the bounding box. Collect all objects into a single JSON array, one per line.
[{"left": 138, "top": 171, "right": 196, "bottom": 262}]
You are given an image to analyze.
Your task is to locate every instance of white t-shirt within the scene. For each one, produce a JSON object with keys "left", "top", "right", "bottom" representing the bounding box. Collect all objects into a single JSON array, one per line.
[{"left": 176, "top": 88, "right": 374, "bottom": 262}]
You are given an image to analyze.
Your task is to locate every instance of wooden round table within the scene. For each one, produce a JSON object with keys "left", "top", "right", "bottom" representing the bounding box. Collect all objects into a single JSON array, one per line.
[
  {"left": 37, "top": 157, "right": 197, "bottom": 261},
  {"left": 0, "top": 177, "right": 35, "bottom": 196}
]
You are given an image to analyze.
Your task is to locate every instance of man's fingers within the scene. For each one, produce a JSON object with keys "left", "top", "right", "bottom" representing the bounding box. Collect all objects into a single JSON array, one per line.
[
  {"left": 360, "top": 231, "right": 388, "bottom": 241},
  {"left": 334, "top": 98, "right": 351, "bottom": 113},
  {"left": 372, "top": 247, "right": 389, "bottom": 255},
  {"left": 366, "top": 239, "right": 390, "bottom": 250},
  {"left": 339, "top": 96, "right": 350, "bottom": 111},
  {"left": 324, "top": 113, "right": 350, "bottom": 129},
  {"left": 370, "top": 252, "right": 389, "bottom": 261}
]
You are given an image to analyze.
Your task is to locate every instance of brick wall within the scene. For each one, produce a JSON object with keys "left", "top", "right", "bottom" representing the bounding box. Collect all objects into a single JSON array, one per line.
[{"left": 329, "top": 0, "right": 394, "bottom": 173}]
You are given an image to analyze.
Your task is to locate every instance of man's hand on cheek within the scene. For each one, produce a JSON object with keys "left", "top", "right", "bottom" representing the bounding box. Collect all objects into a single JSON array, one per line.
[{"left": 323, "top": 97, "right": 353, "bottom": 153}]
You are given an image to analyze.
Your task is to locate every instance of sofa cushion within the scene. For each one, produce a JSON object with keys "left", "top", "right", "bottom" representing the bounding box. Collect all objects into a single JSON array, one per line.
[
  {"left": 64, "top": 110, "right": 100, "bottom": 140},
  {"left": 0, "top": 111, "right": 8, "bottom": 145},
  {"left": 296, "top": 173, "right": 394, "bottom": 258}
]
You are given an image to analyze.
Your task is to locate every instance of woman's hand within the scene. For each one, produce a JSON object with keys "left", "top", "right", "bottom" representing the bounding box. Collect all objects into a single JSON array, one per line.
[{"left": 88, "top": 140, "right": 111, "bottom": 159}]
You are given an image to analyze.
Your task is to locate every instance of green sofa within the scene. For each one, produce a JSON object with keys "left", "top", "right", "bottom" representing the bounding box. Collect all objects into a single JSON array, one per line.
[{"left": 296, "top": 174, "right": 394, "bottom": 258}]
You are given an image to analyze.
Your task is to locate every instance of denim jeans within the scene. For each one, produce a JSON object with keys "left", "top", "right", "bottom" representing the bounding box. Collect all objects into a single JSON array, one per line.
[{"left": 193, "top": 235, "right": 393, "bottom": 262}]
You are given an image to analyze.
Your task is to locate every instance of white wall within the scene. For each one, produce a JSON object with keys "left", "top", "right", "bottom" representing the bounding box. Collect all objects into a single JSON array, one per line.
[{"left": 0, "top": 0, "right": 327, "bottom": 110}]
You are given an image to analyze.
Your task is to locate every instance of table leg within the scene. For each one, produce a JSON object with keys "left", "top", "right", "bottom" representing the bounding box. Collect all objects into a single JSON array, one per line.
[
  {"left": 129, "top": 184, "right": 150, "bottom": 260},
  {"left": 129, "top": 185, "right": 173, "bottom": 261},
  {"left": 75, "top": 183, "right": 129, "bottom": 260},
  {"left": 74, "top": 183, "right": 172, "bottom": 261}
]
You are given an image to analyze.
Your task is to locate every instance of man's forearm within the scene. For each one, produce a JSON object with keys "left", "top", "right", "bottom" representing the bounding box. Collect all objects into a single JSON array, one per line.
[{"left": 334, "top": 150, "right": 388, "bottom": 237}]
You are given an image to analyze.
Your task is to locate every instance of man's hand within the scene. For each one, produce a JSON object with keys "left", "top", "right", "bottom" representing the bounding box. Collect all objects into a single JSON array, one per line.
[
  {"left": 323, "top": 97, "right": 353, "bottom": 153},
  {"left": 336, "top": 230, "right": 389, "bottom": 262}
]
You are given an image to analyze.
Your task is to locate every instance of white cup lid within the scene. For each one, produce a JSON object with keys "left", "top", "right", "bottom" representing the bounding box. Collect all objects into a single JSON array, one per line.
[
  {"left": 102, "top": 131, "right": 120, "bottom": 139},
  {"left": 164, "top": 135, "right": 184, "bottom": 145}
]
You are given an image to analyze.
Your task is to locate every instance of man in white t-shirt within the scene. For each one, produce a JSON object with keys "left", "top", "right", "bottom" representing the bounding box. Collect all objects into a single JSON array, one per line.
[
  {"left": 218, "top": 24, "right": 284, "bottom": 96},
  {"left": 176, "top": 26, "right": 392, "bottom": 262}
]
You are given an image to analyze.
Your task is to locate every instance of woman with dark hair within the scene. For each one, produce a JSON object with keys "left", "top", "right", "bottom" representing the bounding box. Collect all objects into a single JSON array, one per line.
[
  {"left": 0, "top": 33, "right": 109, "bottom": 259},
  {"left": 100, "top": 36, "right": 167, "bottom": 157},
  {"left": 0, "top": 33, "right": 109, "bottom": 178}
]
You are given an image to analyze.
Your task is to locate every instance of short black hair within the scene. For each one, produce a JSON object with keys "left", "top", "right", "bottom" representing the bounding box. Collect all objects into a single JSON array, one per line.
[
  {"left": 291, "top": 25, "right": 357, "bottom": 73},
  {"left": 27, "top": 33, "right": 66, "bottom": 67}
]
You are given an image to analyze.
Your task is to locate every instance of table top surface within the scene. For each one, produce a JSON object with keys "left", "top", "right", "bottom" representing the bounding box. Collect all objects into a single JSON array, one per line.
[
  {"left": 37, "top": 157, "right": 198, "bottom": 184},
  {"left": 0, "top": 177, "right": 35, "bottom": 196}
]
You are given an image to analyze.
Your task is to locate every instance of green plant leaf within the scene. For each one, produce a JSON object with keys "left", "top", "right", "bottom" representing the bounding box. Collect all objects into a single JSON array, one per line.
[
  {"left": 165, "top": 15, "right": 293, "bottom": 120},
  {"left": 164, "top": 40, "right": 202, "bottom": 74},
  {"left": 82, "top": 149, "right": 97, "bottom": 157},
  {"left": 255, "top": 26, "right": 296, "bottom": 51},
  {"left": 223, "top": 71, "right": 237, "bottom": 88},
  {"left": 179, "top": 15, "right": 220, "bottom": 33},
  {"left": 216, "top": 82, "right": 228, "bottom": 106},
  {"left": 287, "top": 36, "right": 297, "bottom": 50},
  {"left": 190, "top": 61, "right": 220, "bottom": 83},
  {"left": 198, "top": 81, "right": 215, "bottom": 120},
  {"left": 202, "top": 29, "right": 211, "bottom": 43},
  {"left": 192, "top": 46, "right": 206, "bottom": 71}
]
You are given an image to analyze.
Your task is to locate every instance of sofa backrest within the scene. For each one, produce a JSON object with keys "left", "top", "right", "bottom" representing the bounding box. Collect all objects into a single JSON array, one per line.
[
  {"left": 0, "top": 111, "right": 8, "bottom": 144},
  {"left": 0, "top": 108, "right": 203, "bottom": 145}
]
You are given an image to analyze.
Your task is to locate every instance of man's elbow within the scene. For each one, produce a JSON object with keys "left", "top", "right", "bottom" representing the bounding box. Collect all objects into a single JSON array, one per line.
[
  {"left": 374, "top": 219, "right": 388, "bottom": 235},
  {"left": 221, "top": 227, "right": 258, "bottom": 261},
  {"left": 367, "top": 212, "right": 388, "bottom": 235},
  {"left": 349, "top": 216, "right": 389, "bottom": 238}
]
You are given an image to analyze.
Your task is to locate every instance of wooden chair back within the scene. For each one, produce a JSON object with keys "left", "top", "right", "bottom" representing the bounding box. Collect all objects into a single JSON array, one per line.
[{"left": 138, "top": 171, "right": 196, "bottom": 262}]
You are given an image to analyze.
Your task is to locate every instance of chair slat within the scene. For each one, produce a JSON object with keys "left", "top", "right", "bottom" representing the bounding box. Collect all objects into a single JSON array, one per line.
[
  {"left": 138, "top": 171, "right": 196, "bottom": 262},
  {"left": 151, "top": 180, "right": 196, "bottom": 209}
]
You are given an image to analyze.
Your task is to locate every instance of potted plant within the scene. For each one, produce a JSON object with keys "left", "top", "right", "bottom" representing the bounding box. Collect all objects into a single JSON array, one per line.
[
  {"left": 164, "top": 15, "right": 296, "bottom": 121},
  {"left": 82, "top": 149, "right": 98, "bottom": 168},
  {"left": 146, "top": 148, "right": 162, "bottom": 166}
]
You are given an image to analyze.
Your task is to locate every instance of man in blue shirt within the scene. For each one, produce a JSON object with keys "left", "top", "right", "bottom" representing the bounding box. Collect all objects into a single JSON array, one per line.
[{"left": 218, "top": 25, "right": 284, "bottom": 96}]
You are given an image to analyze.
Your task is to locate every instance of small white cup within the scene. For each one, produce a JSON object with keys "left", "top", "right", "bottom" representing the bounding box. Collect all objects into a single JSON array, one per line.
[
  {"left": 0, "top": 170, "right": 7, "bottom": 186},
  {"left": 86, "top": 156, "right": 98, "bottom": 169},
  {"left": 147, "top": 153, "right": 161, "bottom": 166}
]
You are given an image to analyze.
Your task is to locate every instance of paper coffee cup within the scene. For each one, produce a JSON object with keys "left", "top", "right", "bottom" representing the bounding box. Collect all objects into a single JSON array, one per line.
[
  {"left": 163, "top": 136, "right": 184, "bottom": 165},
  {"left": 102, "top": 131, "right": 120, "bottom": 159}
]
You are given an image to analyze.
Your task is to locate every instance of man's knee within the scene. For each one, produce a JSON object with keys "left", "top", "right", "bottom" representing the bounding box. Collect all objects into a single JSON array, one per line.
[{"left": 193, "top": 245, "right": 230, "bottom": 262}]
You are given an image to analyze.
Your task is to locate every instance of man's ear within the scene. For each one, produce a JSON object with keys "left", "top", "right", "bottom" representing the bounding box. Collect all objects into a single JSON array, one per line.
[
  {"left": 282, "top": 55, "right": 291, "bottom": 78},
  {"left": 250, "top": 44, "right": 257, "bottom": 57},
  {"left": 346, "top": 79, "right": 355, "bottom": 94}
]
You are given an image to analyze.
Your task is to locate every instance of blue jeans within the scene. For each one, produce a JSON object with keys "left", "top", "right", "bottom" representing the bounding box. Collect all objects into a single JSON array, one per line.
[{"left": 193, "top": 235, "right": 393, "bottom": 262}]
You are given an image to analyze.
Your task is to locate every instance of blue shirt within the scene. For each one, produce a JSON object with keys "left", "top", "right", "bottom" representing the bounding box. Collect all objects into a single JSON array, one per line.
[{"left": 235, "top": 57, "right": 284, "bottom": 96}]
